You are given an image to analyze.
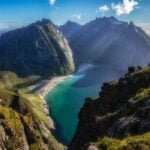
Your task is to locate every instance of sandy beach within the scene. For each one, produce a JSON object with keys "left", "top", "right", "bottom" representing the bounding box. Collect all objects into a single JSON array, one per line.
[
  {"left": 29, "top": 64, "right": 94, "bottom": 98},
  {"left": 29, "top": 76, "right": 67, "bottom": 98}
]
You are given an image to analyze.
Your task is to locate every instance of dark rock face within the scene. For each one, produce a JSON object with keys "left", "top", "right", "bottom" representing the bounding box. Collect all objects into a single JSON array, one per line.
[
  {"left": 59, "top": 21, "right": 81, "bottom": 39},
  {"left": 69, "top": 67, "right": 150, "bottom": 150},
  {"left": 0, "top": 19, "right": 74, "bottom": 77},
  {"left": 69, "top": 17, "right": 150, "bottom": 69}
]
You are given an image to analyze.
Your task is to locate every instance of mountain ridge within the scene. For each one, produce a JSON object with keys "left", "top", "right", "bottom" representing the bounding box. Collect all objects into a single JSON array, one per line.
[
  {"left": 64, "top": 17, "right": 150, "bottom": 70},
  {"left": 59, "top": 21, "right": 82, "bottom": 39},
  {"left": 0, "top": 18, "right": 75, "bottom": 78}
]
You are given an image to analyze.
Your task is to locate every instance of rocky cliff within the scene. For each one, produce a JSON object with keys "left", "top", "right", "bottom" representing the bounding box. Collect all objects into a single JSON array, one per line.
[
  {"left": 0, "top": 19, "right": 74, "bottom": 77},
  {"left": 0, "top": 72, "right": 64, "bottom": 150},
  {"left": 69, "top": 66, "right": 150, "bottom": 150}
]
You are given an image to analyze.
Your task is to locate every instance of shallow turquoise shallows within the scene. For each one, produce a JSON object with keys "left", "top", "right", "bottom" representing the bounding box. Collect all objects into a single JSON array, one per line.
[{"left": 46, "top": 64, "right": 125, "bottom": 145}]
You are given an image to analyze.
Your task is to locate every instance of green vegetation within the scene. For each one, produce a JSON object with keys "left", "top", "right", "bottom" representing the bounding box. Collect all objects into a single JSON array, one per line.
[
  {"left": 97, "top": 132, "right": 150, "bottom": 150},
  {"left": 0, "top": 105, "right": 25, "bottom": 149},
  {"left": 0, "top": 71, "right": 64, "bottom": 150},
  {"left": 0, "top": 71, "right": 41, "bottom": 90},
  {"left": 134, "top": 88, "right": 150, "bottom": 102}
]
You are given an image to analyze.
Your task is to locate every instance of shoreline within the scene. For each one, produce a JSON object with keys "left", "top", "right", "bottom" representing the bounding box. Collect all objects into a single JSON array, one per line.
[
  {"left": 28, "top": 76, "right": 68, "bottom": 130},
  {"left": 29, "top": 63, "right": 95, "bottom": 98},
  {"left": 29, "top": 76, "right": 67, "bottom": 98}
]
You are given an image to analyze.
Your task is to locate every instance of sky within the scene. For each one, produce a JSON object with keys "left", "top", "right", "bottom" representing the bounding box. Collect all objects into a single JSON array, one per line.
[{"left": 0, "top": 0, "right": 149, "bottom": 34}]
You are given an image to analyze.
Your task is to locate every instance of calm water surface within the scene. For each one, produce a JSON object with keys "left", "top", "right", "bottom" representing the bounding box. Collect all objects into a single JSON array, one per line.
[{"left": 46, "top": 64, "right": 125, "bottom": 145}]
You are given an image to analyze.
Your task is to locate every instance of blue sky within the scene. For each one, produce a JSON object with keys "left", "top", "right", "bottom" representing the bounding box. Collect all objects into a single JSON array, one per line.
[{"left": 0, "top": 0, "right": 149, "bottom": 33}]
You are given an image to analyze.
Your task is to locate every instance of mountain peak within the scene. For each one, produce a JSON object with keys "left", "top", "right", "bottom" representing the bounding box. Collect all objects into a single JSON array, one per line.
[
  {"left": 59, "top": 21, "right": 81, "bottom": 38},
  {"left": 103, "top": 16, "right": 118, "bottom": 21},
  {"left": 128, "top": 21, "right": 138, "bottom": 31},
  {"left": 66, "top": 20, "right": 74, "bottom": 24},
  {"left": 94, "top": 16, "right": 123, "bottom": 25},
  {"left": 129, "top": 21, "right": 135, "bottom": 27},
  {"left": 0, "top": 19, "right": 75, "bottom": 77},
  {"left": 33, "top": 18, "right": 53, "bottom": 26},
  {"left": 64, "top": 20, "right": 81, "bottom": 26},
  {"left": 110, "top": 16, "right": 118, "bottom": 20},
  {"left": 69, "top": 16, "right": 150, "bottom": 69},
  {"left": 103, "top": 16, "right": 123, "bottom": 24}
]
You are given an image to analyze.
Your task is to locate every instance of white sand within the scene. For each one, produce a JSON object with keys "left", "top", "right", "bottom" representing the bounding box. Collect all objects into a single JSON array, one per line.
[{"left": 29, "top": 76, "right": 67, "bottom": 98}]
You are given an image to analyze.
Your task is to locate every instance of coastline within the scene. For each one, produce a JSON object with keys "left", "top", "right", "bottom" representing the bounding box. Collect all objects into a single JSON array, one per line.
[
  {"left": 29, "top": 63, "right": 95, "bottom": 98},
  {"left": 29, "top": 76, "right": 67, "bottom": 98}
]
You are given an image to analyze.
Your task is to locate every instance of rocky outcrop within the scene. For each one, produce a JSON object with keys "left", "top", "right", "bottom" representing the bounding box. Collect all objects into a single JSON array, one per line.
[
  {"left": 0, "top": 19, "right": 74, "bottom": 77},
  {"left": 0, "top": 88, "right": 64, "bottom": 150},
  {"left": 69, "top": 67, "right": 150, "bottom": 150}
]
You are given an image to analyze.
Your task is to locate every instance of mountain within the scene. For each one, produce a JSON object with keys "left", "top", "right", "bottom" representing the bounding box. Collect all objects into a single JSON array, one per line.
[
  {"left": 0, "top": 19, "right": 74, "bottom": 77},
  {"left": 69, "top": 17, "right": 150, "bottom": 70},
  {"left": 69, "top": 66, "right": 150, "bottom": 150},
  {"left": 0, "top": 30, "right": 7, "bottom": 35},
  {"left": 0, "top": 28, "right": 13, "bottom": 35},
  {"left": 0, "top": 78, "right": 64, "bottom": 150},
  {"left": 59, "top": 21, "right": 81, "bottom": 39}
]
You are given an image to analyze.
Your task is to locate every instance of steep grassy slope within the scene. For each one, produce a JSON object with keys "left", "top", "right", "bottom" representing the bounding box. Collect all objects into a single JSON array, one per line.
[
  {"left": 0, "top": 71, "right": 41, "bottom": 90},
  {"left": 69, "top": 67, "right": 150, "bottom": 150},
  {"left": 0, "top": 89, "right": 64, "bottom": 150},
  {"left": 94, "top": 132, "right": 150, "bottom": 150},
  {"left": 0, "top": 72, "right": 64, "bottom": 150}
]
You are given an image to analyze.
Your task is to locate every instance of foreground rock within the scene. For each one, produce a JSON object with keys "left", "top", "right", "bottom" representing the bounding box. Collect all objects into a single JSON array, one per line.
[
  {"left": 0, "top": 88, "right": 64, "bottom": 150},
  {"left": 0, "top": 72, "right": 64, "bottom": 150},
  {"left": 69, "top": 67, "right": 150, "bottom": 150}
]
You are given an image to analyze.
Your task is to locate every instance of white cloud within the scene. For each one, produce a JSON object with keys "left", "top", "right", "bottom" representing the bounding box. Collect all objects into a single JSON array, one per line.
[
  {"left": 72, "top": 14, "right": 82, "bottom": 20},
  {"left": 112, "top": 0, "right": 138, "bottom": 16},
  {"left": 49, "top": 0, "right": 56, "bottom": 5},
  {"left": 99, "top": 5, "right": 110, "bottom": 13}
]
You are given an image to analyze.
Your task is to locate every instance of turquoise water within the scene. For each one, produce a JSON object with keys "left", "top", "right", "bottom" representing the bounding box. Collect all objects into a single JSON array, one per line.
[
  {"left": 46, "top": 75, "right": 99, "bottom": 144},
  {"left": 46, "top": 64, "right": 125, "bottom": 145}
]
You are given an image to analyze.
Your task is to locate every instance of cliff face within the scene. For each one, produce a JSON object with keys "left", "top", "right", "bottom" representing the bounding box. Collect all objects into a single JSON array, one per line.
[
  {"left": 0, "top": 88, "right": 64, "bottom": 150},
  {"left": 0, "top": 19, "right": 74, "bottom": 77},
  {"left": 69, "top": 67, "right": 150, "bottom": 150},
  {"left": 69, "top": 17, "right": 150, "bottom": 69}
]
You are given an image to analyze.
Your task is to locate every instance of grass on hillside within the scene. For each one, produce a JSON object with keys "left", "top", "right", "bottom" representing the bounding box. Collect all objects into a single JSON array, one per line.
[{"left": 96, "top": 132, "right": 150, "bottom": 150}]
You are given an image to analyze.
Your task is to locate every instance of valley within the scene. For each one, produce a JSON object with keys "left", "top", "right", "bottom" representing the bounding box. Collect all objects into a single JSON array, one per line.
[
  {"left": 0, "top": 16, "right": 150, "bottom": 150},
  {"left": 45, "top": 64, "right": 125, "bottom": 145}
]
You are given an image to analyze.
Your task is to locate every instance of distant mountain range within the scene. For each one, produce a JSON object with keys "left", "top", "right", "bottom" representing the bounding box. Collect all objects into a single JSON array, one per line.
[
  {"left": 61, "top": 17, "right": 150, "bottom": 70},
  {"left": 59, "top": 21, "right": 81, "bottom": 39},
  {"left": 0, "top": 17, "right": 150, "bottom": 77},
  {"left": 0, "top": 19, "right": 74, "bottom": 77}
]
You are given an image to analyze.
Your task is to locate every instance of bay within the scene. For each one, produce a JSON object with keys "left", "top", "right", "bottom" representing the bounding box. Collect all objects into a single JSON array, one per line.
[{"left": 46, "top": 64, "right": 125, "bottom": 145}]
